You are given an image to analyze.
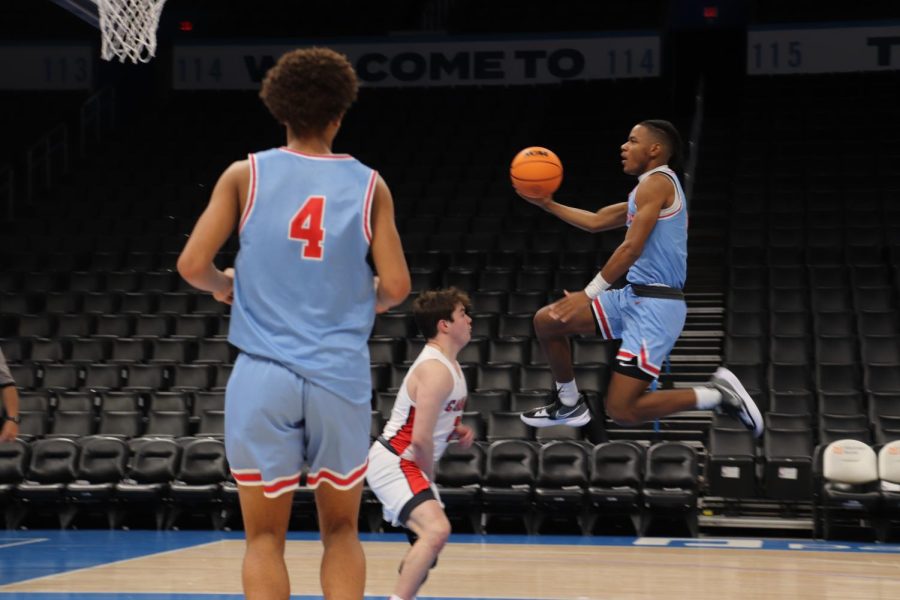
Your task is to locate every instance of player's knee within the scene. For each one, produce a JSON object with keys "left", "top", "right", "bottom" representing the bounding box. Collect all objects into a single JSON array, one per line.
[
  {"left": 420, "top": 518, "right": 451, "bottom": 552},
  {"left": 533, "top": 306, "right": 558, "bottom": 335},
  {"left": 245, "top": 531, "right": 285, "bottom": 555},
  {"left": 605, "top": 402, "right": 640, "bottom": 426},
  {"left": 319, "top": 514, "right": 358, "bottom": 542}
]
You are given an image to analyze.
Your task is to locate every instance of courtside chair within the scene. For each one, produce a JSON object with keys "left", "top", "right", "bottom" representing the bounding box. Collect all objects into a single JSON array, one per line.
[
  {"left": 586, "top": 441, "right": 643, "bottom": 535},
  {"left": 813, "top": 439, "right": 881, "bottom": 540},
  {"left": 763, "top": 428, "right": 814, "bottom": 501},
  {"left": 641, "top": 442, "right": 699, "bottom": 537},
  {"left": 533, "top": 441, "right": 589, "bottom": 534},
  {"left": 481, "top": 439, "right": 538, "bottom": 534},
  {"left": 63, "top": 435, "right": 129, "bottom": 529},
  {"left": 12, "top": 437, "right": 80, "bottom": 529},
  {"left": 707, "top": 426, "right": 757, "bottom": 500},
  {"left": 114, "top": 438, "right": 181, "bottom": 529},
  {"left": 435, "top": 441, "right": 485, "bottom": 533},
  {"left": 165, "top": 438, "right": 229, "bottom": 530}
]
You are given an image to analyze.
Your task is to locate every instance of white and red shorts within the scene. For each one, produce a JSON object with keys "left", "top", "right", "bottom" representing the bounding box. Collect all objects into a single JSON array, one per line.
[{"left": 366, "top": 441, "right": 442, "bottom": 527}]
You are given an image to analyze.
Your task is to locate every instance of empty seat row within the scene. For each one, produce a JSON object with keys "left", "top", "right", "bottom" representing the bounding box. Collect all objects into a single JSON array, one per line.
[
  {"left": 370, "top": 363, "right": 608, "bottom": 394},
  {"left": 729, "top": 287, "right": 897, "bottom": 314},
  {"left": 725, "top": 335, "right": 900, "bottom": 365},
  {"left": 369, "top": 336, "right": 611, "bottom": 367},
  {"left": 730, "top": 265, "right": 899, "bottom": 290},
  {"left": 0, "top": 436, "right": 229, "bottom": 530},
  {"left": 0, "top": 291, "right": 228, "bottom": 316},
  {"left": 726, "top": 310, "right": 898, "bottom": 338},
  {"left": 724, "top": 362, "right": 900, "bottom": 397},
  {"left": 1, "top": 337, "right": 236, "bottom": 365},
  {"left": 428, "top": 439, "right": 697, "bottom": 535},
  {"left": 5, "top": 362, "right": 232, "bottom": 393},
  {"left": 407, "top": 266, "right": 600, "bottom": 294},
  {"left": 0, "top": 270, "right": 203, "bottom": 294},
  {"left": 2, "top": 314, "right": 230, "bottom": 339}
]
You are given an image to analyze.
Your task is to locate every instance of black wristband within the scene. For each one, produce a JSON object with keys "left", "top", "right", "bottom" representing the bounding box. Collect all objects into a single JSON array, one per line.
[{"left": 4, "top": 415, "right": 20, "bottom": 424}]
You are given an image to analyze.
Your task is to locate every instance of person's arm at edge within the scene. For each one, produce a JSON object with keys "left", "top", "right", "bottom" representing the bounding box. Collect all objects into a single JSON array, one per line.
[
  {"left": 0, "top": 384, "right": 20, "bottom": 442},
  {"left": 370, "top": 175, "right": 411, "bottom": 312},
  {"left": 408, "top": 360, "right": 455, "bottom": 482},
  {"left": 176, "top": 161, "right": 244, "bottom": 295},
  {"left": 518, "top": 191, "right": 628, "bottom": 232}
]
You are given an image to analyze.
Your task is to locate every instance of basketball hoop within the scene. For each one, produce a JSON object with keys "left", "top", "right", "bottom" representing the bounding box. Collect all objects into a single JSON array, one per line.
[{"left": 96, "top": 0, "right": 167, "bottom": 64}]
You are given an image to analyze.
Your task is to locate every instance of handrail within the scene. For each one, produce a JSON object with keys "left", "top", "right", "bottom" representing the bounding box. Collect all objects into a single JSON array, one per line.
[
  {"left": 684, "top": 76, "right": 705, "bottom": 203},
  {"left": 80, "top": 85, "right": 116, "bottom": 158},
  {"left": 0, "top": 165, "right": 14, "bottom": 220},
  {"left": 25, "top": 124, "right": 69, "bottom": 203}
]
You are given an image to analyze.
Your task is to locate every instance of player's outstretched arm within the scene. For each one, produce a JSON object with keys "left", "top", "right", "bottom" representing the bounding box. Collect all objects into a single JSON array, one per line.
[
  {"left": 517, "top": 190, "right": 628, "bottom": 232},
  {"left": 177, "top": 161, "right": 245, "bottom": 297},
  {"left": 407, "top": 360, "right": 455, "bottom": 481},
  {"left": 370, "top": 175, "right": 411, "bottom": 312}
]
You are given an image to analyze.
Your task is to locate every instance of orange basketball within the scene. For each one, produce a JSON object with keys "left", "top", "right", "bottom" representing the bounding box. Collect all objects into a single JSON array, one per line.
[{"left": 510, "top": 146, "right": 563, "bottom": 198}]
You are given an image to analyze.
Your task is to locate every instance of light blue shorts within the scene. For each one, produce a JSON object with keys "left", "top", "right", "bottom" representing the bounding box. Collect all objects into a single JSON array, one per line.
[
  {"left": 225, "top": 353, "right": 370, "bottom": 498},
  {"left": 591, "top": 285, "right": 687, "bottom": 381}
]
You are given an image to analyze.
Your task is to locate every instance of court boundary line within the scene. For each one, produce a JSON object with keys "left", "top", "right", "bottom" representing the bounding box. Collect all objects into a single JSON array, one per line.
[
  {"left": 0, "top": 540, "right": 225, "bottom": 590},
  {"left": 0, "top": 538, "right": 48, "bottom": 550}
]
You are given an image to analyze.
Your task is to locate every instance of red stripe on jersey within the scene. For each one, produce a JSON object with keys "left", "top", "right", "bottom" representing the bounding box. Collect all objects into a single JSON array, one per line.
[
  {"left": 639, "top": 344, "right": 661, "bottom": 376},
  {"left": 362, "top": 170, "right": 377, "bottom": 244},
  {"left": 239, "top": 154, "right": 258, "bottom": 233},
  {"left": 593, "top": 297, "right": 613, "bottom": 339},
  {"left": 388, "top": 407, "right": 415, "bottom": 455},
  {"left": 400, "top": 458, "right": 431, "bottom": 495},
  {"left": 307, "top": 461, "right": 368, "bottom": 488}
]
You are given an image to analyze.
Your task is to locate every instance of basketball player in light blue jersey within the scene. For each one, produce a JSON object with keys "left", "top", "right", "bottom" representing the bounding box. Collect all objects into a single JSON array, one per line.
[
  {"left": 519, "top": 120, "right": 763, "bottom": 439},
  {"left": 178, "top": 47, "right": 410, "bottom": 600}
]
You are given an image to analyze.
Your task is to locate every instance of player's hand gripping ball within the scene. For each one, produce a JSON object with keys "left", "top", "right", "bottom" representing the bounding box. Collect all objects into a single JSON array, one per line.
[{"left": 510, "top": 146, "right": 563, "bottom": 199}]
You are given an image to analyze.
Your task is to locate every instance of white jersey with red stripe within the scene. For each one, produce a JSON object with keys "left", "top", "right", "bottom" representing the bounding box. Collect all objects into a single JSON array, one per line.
[
  {"left": 229, "top": 147, "right": 378, "bottom": 405},
  {"left": 380, "top": 345, "right": 468, "bottom": 461}
]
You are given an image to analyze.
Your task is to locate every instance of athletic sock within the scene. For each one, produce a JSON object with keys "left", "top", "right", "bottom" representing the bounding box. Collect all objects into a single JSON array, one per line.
[
  {"left": 390, "top": 595, "right": 407, "bottom": 600},
  {"left": 556, "top": 380, "right": 579, "bottom": 407},
  {"left": 694, "top": 386, "right": 723, "bottom": 410}
]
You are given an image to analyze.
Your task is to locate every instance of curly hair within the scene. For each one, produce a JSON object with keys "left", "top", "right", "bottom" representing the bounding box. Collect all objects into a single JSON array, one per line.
[
  {"left": 260, "top": 47, "right": 359, "bottom": 136},
  {"left": 413, "top": 288, "right": 472, "bottom": 340}
]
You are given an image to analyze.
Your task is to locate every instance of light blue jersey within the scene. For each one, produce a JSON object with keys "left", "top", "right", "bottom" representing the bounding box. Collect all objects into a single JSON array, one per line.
[
  {"left": 625, "top": 165, "right": 687, "bottom": 289},
  {"left": 229, "top": 147, "right": 378, "bottom": 405}
]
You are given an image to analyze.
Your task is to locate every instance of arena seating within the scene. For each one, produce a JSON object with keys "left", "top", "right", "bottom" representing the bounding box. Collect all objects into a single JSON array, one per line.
[{"left": 0, "top": 71, "right": 898, "bottom": 538}]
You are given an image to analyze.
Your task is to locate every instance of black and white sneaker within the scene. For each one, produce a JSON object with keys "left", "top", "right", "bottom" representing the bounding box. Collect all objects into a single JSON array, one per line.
[
  {"left": 710, "top": 367, "right": 764, "bottom": 438},
  {"left": 520, "top": 391, "right": 591, "bottom": 428}
]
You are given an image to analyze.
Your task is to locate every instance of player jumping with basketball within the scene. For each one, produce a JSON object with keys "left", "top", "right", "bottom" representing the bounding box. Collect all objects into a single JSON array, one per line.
[
  {"left": 178, "top": 47, "right": 411, "bottom": 600},
  {"left": 518, "top": 120, "right": 763, "bottom": 438},
  {"left": 367, "top": 288, "right": 474, "bottom": 600}
]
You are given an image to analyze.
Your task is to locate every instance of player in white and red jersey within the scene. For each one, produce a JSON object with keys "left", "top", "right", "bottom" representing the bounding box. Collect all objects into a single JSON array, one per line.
[{"left": 367, "top": 288, "right": 474, "bottom": 600}]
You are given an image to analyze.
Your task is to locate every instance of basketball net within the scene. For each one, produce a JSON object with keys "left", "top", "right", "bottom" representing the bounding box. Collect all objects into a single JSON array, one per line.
[{"left": 96, "top": 0, "right": 167, "bottom": 63}]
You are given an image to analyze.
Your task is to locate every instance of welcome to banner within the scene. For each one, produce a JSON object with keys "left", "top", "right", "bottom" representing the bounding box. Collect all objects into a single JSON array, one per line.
[{"left": 172, "top": 34, "right": 661, "bottom": 89}]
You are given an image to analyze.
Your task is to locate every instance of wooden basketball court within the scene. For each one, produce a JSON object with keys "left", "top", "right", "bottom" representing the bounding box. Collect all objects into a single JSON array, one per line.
[{"left": 1, "top": 531, "right": 898, "bottom": 599}]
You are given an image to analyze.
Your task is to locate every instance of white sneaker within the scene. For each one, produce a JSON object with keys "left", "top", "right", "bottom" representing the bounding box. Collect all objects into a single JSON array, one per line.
[{"left": 710, "top": 367, "right": 764, "bottom": 438}]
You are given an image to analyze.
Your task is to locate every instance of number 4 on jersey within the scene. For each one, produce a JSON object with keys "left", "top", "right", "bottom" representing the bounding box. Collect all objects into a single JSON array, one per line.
[{"left": 289, "top": 196, "right": 326, "bottom": 260}]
